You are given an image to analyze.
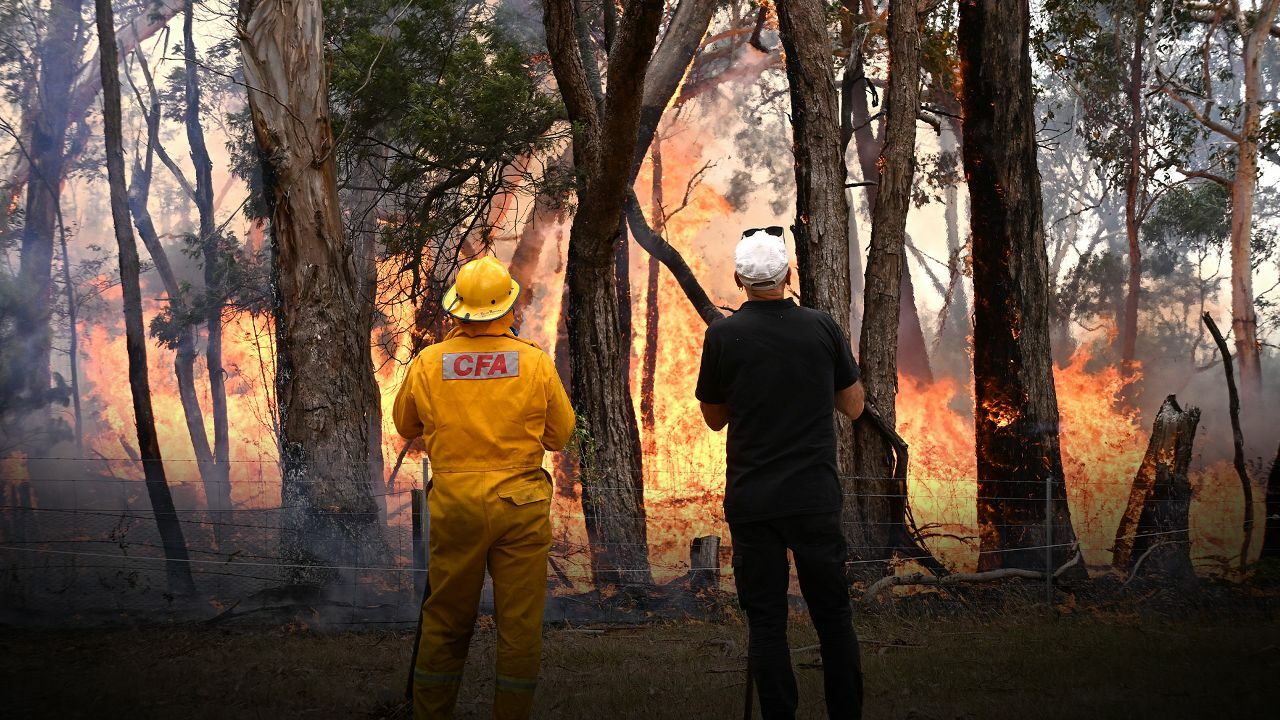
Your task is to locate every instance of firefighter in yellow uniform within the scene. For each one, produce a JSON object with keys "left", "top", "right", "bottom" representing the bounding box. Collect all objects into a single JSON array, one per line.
[{"left": 393, "top": 256, "right": 575, "bottom": 719}]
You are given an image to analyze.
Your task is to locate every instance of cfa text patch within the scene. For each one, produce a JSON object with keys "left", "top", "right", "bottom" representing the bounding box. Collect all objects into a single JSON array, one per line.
[{"left": 442, "top": 351, "right": 520, "bottom": 380}]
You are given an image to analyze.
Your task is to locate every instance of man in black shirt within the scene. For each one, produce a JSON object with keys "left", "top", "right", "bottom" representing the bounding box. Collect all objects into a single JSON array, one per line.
[{"left": 696, "top": 226, "right": 865, "bottom": 720}]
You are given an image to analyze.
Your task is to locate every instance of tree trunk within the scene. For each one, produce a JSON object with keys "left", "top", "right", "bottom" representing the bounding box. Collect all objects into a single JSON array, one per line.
[
  {"left": 1202, "top": 312, "right": 1254, "bottom": 570},
  {"left": 640, "top": 138, "right": 664, "bottom": 444},
  {"left": 1112, "top": 395, "right": 1198, "bottom": 582},
  {"left": 776, "top": 0, "right": 852, "bottom": 323},
  {"left": 959, "top": 0, "right": 1084, "bottom": 574},
  {"left": 1227, "top": 0, "right": 1279, "bottom": 400},
  {"left": 95, "top": 0, "right": 195, "bottom": 595},
  {"left": 183, "top": 0, "right": 234, "bottom": 528},
  {"left": 849, "top": 0, "right": 936, "bottom": 573},
  {"left": 3, "top": 0, "right": 182, "bottom": 200},
  {"left": 775, "top": 0, "right": 854, "bottom": 492},
  {"left": 846, "top": 188, "right": 864, "bottom": 340},
  {"left": 839, "top": 3, "right": 932, "bottom": 383},
  {"left": 1120, "top": 4, "right": 1147, "bottom": 376},
  {"left": 16, "top": 0, "right": 83, "bottom": 409},
  {"left": 615, "top": 221, "right": 632, "bottom": 381},
  {"left": 933, "top": 116, "right": 971, "bottom": 382},
  {"left": 542, "top": 0, "right": 665, "bottom": 589},
  {"left": 341, "top": 141, "right": 391, "bottom": 526},
  {"left": 897, "top": 240, "right": 934, "bottom": 383},
  {"left": 57, "top": 205, "right": 81, "bottom": 450},
  {"left": 126, "top": 62, "right": 222, "bottom": 541},
  {"left": 239, "top": 0, "right": 383, "bottom": 582},
  {"left": 630, "top": 0, "right": 719, "bottom": 178},
  {"left": 509, "top": 148, "right": 571, "bottom": 326}
]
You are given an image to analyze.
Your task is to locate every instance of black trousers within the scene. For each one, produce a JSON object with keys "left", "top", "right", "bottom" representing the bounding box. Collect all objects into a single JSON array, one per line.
[{"left": 730, "top": 512, "right": 863, "bottom": 720}]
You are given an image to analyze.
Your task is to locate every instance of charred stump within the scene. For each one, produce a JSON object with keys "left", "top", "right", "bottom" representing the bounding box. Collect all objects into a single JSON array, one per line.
[{"left": 1112, "top": 395, "right": 1199, "bottom": 582}]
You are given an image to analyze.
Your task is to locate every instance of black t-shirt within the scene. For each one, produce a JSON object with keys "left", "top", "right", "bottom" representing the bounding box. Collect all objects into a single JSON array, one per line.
[{"left": 695, "top": 298, "right": 859, "bottom": 524}]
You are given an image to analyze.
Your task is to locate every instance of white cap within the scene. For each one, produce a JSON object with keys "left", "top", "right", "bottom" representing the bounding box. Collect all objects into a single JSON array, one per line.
[{"left": 735, "top": 227, "right": 789, "bottom": 289}]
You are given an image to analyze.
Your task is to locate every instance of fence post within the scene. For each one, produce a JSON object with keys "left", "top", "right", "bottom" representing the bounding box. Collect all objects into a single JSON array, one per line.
[
  {"left": 690, "top": 535, "right": 721, "bottom": 593},
  {"left": 412, "top": 458, "right": 429, "bottom": 598},
  {"left": 1045, "top": 473, "right": 1053, "bottom": 604}
]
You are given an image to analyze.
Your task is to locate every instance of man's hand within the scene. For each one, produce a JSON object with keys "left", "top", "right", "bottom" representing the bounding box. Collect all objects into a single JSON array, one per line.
[
  {"left": 836, "top": 380, "right": 865, "bottom": 420},
  {"left": 700, "top": 401, "right": 729, "bottom": 431}
]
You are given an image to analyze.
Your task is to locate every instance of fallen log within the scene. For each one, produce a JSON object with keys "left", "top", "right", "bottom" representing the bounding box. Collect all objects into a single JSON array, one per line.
[
  {"left": 1112, "top": 395, "right": 1199, "bottom": 582},
  {"left": 862, "top": 546, "right": 1082, "bottom": 606}
]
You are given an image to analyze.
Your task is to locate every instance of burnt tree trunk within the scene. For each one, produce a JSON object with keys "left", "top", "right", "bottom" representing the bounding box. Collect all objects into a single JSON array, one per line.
[
  {"left": 95, "top": 0, "right": 195, "bottom": 595},
  {"left": 543, "top": 0, "right": 665, "bottom": 589},
  {"left": 239, "top": 0, "right": 383, "bottom": 581},
  {"left": 183, "top": 0, "right": 234, "bottom": 527},
  {"left": 896, "top": 257, "right": 933, "bottom": 383},
  {"left": 959, "top": 0, "right": 1084, "bottom": 574},
  {"left": 1112, "top": 395, "right": 1198, "bottom": 582},
  {"left": 850, "top": 0, "right": 924, "bottom": 572},
  {"left": 17, "top": 0, "right": 83, "bottom": 410}
]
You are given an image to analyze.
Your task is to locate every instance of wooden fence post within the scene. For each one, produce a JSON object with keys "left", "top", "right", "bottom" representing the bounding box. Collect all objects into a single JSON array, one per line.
[{"left": 690, "top": 535, "right": 721, "bottom": 592}]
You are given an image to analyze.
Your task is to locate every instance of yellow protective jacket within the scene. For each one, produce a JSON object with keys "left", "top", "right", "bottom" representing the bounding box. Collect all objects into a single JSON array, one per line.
[
  {"left": 392, "top": 318, "right": 575, "bottom": 467},
  {"left": 394, "top": 318, "right": 574, "bottom": 719}
]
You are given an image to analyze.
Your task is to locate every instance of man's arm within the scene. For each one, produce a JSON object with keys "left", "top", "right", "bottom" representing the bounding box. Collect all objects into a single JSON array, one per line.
[
  {"left": 541, "top": 354, "right": 576, "bottom": 450},
  {"left": 392, "top": 364, "right": 425, "bottom": 439},
  {"left": 836, "top": 379, "right": 865, "bottom": 420},
  {"left": 695, "top": 326, "right": 728, "bottom": 431},
  {"left": 700, "top": 402, "right": 729, "bottom": 431}
]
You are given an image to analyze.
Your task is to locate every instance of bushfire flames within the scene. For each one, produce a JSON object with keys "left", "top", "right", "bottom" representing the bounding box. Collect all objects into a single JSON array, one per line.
[{"left": 68, "top": 118, "right": 1258, "bottom": 590}]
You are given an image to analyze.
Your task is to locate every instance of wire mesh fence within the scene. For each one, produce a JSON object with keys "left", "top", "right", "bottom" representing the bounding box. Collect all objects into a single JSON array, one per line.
[{"left": 0, "top": 453, "right": 1256, "bottom": 627}]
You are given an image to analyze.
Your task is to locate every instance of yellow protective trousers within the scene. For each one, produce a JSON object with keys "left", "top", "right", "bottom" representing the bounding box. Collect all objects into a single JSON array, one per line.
[{"left": 412, "top": 467, "right": 553, "bottom": 720}]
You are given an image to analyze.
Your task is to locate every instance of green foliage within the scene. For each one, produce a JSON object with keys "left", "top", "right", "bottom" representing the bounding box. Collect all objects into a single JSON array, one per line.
[
  {"left": 1035, "top": 1, "right": 1172, "bottom": 189},
  {"left": 324, "top": 0, "right": 562, "bottom": 260},
  {"left": 146, "top": 228, "right": 270, "bottom": 348},
  {"left": 1142, "top": 180, "right": 1230, "bottom": 278}
]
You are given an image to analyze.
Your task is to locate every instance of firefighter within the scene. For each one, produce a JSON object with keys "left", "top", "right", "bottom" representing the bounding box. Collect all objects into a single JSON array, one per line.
[{"left": 393, "top": 255, "right": 575, "bottom": 719}]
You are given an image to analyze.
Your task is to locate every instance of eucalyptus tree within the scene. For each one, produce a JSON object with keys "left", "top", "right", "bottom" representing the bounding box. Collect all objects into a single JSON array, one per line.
[
  {"left": 960, "top": 0, "right": 1084, "bottom": 574},
  {"left": 1155, "top": 0, "right": 1280, "bottom": 399}
]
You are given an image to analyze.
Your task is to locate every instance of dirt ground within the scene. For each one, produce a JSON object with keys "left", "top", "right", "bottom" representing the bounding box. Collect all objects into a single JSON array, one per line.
[{"left": 4, "top": 605, "right": 1278, "bottom": 720}]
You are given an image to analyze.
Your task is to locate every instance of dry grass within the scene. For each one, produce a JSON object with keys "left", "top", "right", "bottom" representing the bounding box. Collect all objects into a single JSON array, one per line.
[{"left": 3, "top": 608, "right": 1278, "bottom": 719}]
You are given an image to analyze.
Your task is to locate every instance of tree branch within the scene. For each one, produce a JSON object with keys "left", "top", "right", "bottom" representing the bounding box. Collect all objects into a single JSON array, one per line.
[{"left": 863, "top": 546, "right": 1083, "bottom": 605}]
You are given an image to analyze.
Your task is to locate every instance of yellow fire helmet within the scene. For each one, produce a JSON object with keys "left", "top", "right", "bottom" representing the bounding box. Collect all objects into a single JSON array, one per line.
[{"left": 442, "top": 255, "right": 521, "bottom": 323}]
